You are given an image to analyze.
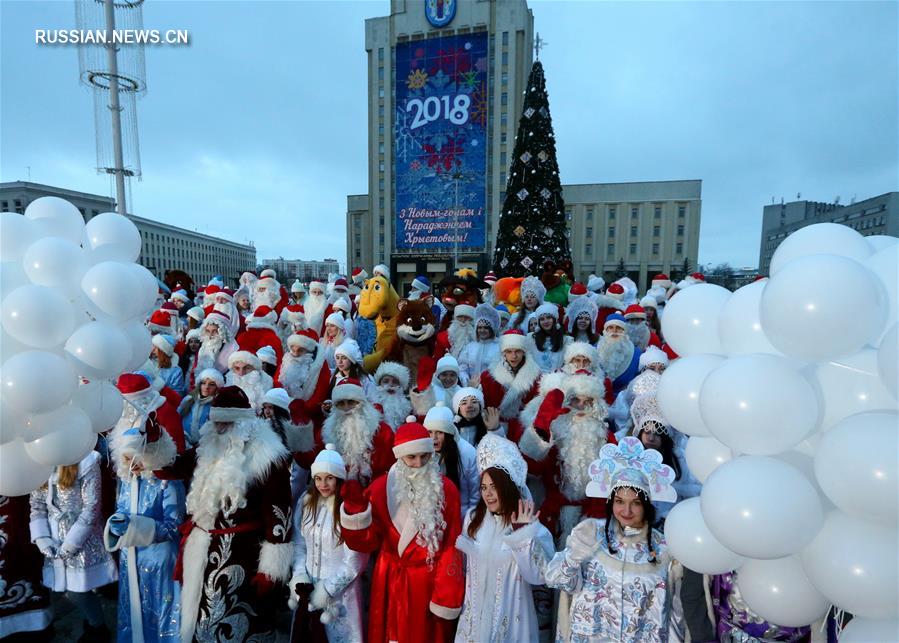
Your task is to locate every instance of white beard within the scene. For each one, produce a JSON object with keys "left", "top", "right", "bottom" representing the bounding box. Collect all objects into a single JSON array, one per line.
[
  {"left": 196, "top": 335, "right": 225, "bottom": 371},
  {"left": 187, "top": 420, "right": 255, "bottom": 528},
  {"left": 253, "top": 286, "right": 280, "bottom": 310},
  {"left": 552, "top": 409, "right": 610, "bottom": 501},
  {"left": 628, "top": 322, "right": 650, "bottom": 351},
  {"left": 370, "top": 387, "right": 412, "bottom": 429},
  {"left": 278, "top": 353, "right": 312, "bottom": 398},
  {"left": 596, "top": 336, "right": 635, "bottom": 380},
  {"left": 305, "top": 293, "right": 328, "bottom": 330},
  {"left": 322, "top": 403, "right": 381, "bottom": 483},
  {"left": 447, "top": 320, "right": 475, "bottom": 358},
  {"left": 226, "top": 370, "right": 272, "bottom": 411},
  {"left": 395, "top": 459, "right": 446, "bottom": 564}
]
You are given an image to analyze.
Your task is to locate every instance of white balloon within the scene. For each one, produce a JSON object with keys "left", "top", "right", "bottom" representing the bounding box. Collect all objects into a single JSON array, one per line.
[
  {"left": 0, "top": 284, "right": 75, "bottom": 349},
  {"left": 0, "top": 403, "right": 27, "bottom": 445},
  {"left": 81, "top": 261, "right": 141, "bottom": 322},
  {"left": 865, "top": 245, "right": 898, "bottom": 344},
  {"left": 0, "top": 260, "right": 30, "bottom": 297},
  {"left": 773, "top": 446, "right": 834, "bottom": 511},
  {"left": 769, "top": 222, "right": 872, "bottom": 275},
  {"left": 701, "top": 456, "right": 823, "bottom": 559},
  {"left": 717, "top": 279, "right": 781, "bottom": 356},
  {"left": 761, "top": 255, "right": 888, "bottom": 361},
  {"left": 865, "top": 235, "right": 899, "bottom": 252},
  {"left": 839, "top": 617, "right": 899, "bottom": 642},
  {"left": 661, "top": 284, "right": 731, "bottom": 356},
  {"left": 0, "top": 350, "right": 78, "bottom": 413},
  {"left": 24, "top": 408, "right": 95, "bottom": 466},
  {"left": 0, "top": 439, "right": 54, "bottom": 496},
  {"left": 700, "top": 354, "right": 819, "bottom": 455},
  {"left": 128, "top": 263, "right": 162, "bottom": 320},
  {"left": 23, "top": 196, "right": 85, "bottom": 245},
  {"left": 664, "top": 497, "right": 745, "bottom": 574},
  {"left": 64, "top": 321, "right": 132, "bottom": 379},
  {"left": 809, "top": 348, "right": 897, "bottom": 432},
  {"left": 684, "top": 436, "right": 733, "bottom": 483},
  {"left": 71, "top": 380, "right": 125, "bottom": 433},
  {"left": 120, "top": 320, "right": 153, "bottom": 371},
  {"left": 656, "top": 354, "right": 725, "bottom": 436},
  {"left": 84, "top": 212, "right": 142, "bottom": 263},
  {"left": 22, "top": 237, "right": 88, "bottom": 298},
  {"left": 0, "top": 212, "right": 37, "bottom": 262},
  {"left": 815, "top": 412, "right": 898, "bottom": 526},
  {"left": 878, "top": 324, "right": 898, "bottom": 400},
  {"left": 735, "top": 556, "right": 830, "bottom": 627},
  {"left": 801, "top": 511, "right": 898, "bottom": 618},
  {"left": 0, "top": 328, "right": 29, "bottom": 362}
]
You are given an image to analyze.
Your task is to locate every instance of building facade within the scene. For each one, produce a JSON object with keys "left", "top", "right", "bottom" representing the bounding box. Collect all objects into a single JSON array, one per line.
[
  {"left": 355, "top": 0, "right": 535, "bottom": 293},
  {"left": 758, "top": 192, "right": 897, "bottom": 274},
  {"left": 261, "top": 258, "right": 340, "bottom": 283},
  {"left": 0, "top": 181, "right": 256, "bottom": 287}
]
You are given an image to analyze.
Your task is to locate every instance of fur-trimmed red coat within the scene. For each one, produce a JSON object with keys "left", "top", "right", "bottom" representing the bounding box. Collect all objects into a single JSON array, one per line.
[
  {"left": 340, "top": 468, "right": 464, "bottom": 643},
  {"left": 282, "top": 353, "right": 331, "bottom": 426},
  {"left": 236, "top": 325, "right": 284, "bottom": 366},
  {"left": 478, "top": 356, "right": 542, "bottom": 442}
]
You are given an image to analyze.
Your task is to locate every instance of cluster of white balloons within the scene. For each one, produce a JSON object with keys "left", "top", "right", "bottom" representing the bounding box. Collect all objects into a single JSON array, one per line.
[
  {"left": 0, "top": 197, "right": 159, "bottom": 496},
  {"left": 659, "top": 223, "right": 898, "bottom": 634}
]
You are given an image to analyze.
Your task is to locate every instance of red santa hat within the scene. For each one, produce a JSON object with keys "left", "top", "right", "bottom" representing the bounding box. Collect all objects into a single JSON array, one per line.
[
  {"left": 288, "top": 328, "right": 319, "bottom": 351},
  {"left": 280, "top": 304, "right": 306, "bottom": 325},
  {"left": 606, "top": 283, "right": 626, "bottom": 300},
  {"left": 205, "top": 284, "right": 222, "bottom": 297},
  {"left": 247, "top": 305, "right": 278, "bottom": 329},
  {"left": 227, "top": 350, "right": 261, "bottom": 371},
  {"left": 351, "top": 267, "right": 368, "bottom": 285},
  {"left": 209, "top": 386, "right": 256, "bottom": 422},
  {"left": 147, "top": 309, "right": 173, "bottom": 334},
  {"left": 690, "top": 272, "right": 706, "bottom": 282},
  {"left": 453, "top": 304, "right": 476, "bottom": 320},
  {"left": 116, "top": 372, "right": 152, "bottom": 399},
  {"left": 331, "top": 378, "right": 366, "bottom": 403},
  {"left": 262, "top": 387, "right": 290, "bottom": 412},
  {"left": 216, "top": 288, "right": 235, "bottom": 302},
  {"left": 483, "top": 271, "right": 497, "bottom": 285},
  {"left": 500, "top": 329, "right": 529, "bottom": 352},
  {"left": 311, "top": 444, "right": 346, "bottom": 479},
  {"left": 308, "top": 280, "right": 326, "bottom": 292},
  {"left": 393, "top": 418, "right": 434, "bottom": 458},
  {"left": 624, "top": 304, "right": 647, "bottom": 320},
  {"left": 567, "top": 282, "right": 588, "bottom": 302},
  {"left": 203, "top": 309, "right": 231, "bottom": 329},
  {"left": 651, "top": 273, "right": 672, "bottom": 289},
  {"left": 332, "top": 278, "right": 349, "bottom": 293},
  {"left": 260, "top": 268, "right": 277, "bottom": 279},
  {"left": 564, "top": 369, "right": 606, "bottom": 403},
  {"left": 160, "top": 302, "right": 180, "bottom": 316}
]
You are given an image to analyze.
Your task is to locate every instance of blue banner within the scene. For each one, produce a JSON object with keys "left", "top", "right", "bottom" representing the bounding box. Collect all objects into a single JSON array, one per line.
[{"left": 394, "top": 33, "right": 488, "bottom": 251}]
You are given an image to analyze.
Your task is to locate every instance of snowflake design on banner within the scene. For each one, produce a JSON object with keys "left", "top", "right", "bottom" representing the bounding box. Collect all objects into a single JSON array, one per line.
[
  {"left": 460, "top": 70, "right": 479, "bottom": 89},
  {"left": 469, "top": 82, "right": 488, "bottom": 127},
  {"left": 407, "top": 69, "right": 428, "bottom": 90},
  {"left": 395, "top": 107, "right": 418, "bottom": 163}
]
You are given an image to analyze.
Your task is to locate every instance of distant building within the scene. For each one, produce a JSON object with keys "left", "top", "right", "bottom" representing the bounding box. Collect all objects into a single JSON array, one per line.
[
  {"left": 758, "top": 192, "right": 897, "bottom": 274},
  {"left": 0, "top": 181, "right": 256, "bottom": 287},
  {"left": 261, "top": 258, "right": 340, "bottom": 284}
]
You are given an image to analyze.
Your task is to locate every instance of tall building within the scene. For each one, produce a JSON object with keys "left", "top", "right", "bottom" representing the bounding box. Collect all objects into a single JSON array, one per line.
[
  {"left": 356, "top": 0, "right": 535, "bottom": 286},
  {"left": 0, "top": 181, "right": 256, "bottom": 287},
  {"left": 261, "top": 258, "right": 341, "bottom": 283},
  {"left": 758, "top": 192, "right": 897, "bottom": 274}
]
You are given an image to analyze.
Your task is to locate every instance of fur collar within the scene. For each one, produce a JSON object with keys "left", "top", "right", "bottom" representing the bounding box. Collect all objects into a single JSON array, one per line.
[
  {"left": 299, "top": 350, "right": 327, "bottom": 400},
  {"left": 488, "top": 354, "right": 542, "bottom": 395},
  {"left": 245, "top": 319, "right": 278, "bottom": 333},
  {"left": 593, "top": 294, "right": 625, "bottom": 311}
]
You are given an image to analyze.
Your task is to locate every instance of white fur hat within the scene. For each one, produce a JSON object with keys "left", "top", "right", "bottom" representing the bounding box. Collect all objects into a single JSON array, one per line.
[
  {"left": 186, "top": 306, "right": 205, "bottom": 322},
  {"left": 332, "top": 298, "right": 351, "bottom": 313},
  {"left": 331, "top": 378, "right": 366, "bottom": 403},
  {"left": 334, "top": 339, "right": 362, "bottom": 365},
  {"left": 308, "top": 280, "right": 326, "bottom": 292},
  {"left": 453, "top": 304, "right": 476, "bottom": 320},
  {"left": 256, "top": 345, "right": 278, "bottom": 366},
  {"left": 288, "top": 329, "right": 319, "bottom": 352},
  {"left": 639, "top": 295, "right": 658, "bottom": 310},
  {"left": 186, "top": 328, "right": 202, "bottom": 342},
  {"left": 564, "top": 370, "right": 606, "bottom": 403},
  {"left": 535, "top": 302, "right": 559, "bottom": 320},
  {"left": 260, "top": 268, "right": 277, "bottom": 279},
  {"left": 587, "top": 274, "right": 605, "bottom": 293},
  {"left": 435, "top": 354, "right": 460, "bottom": 376},
  {"left": 565, "top": 297, "right": 598, "bottom": 333},
  {"left": 197, "top": 368, "right": 224, "bottom": 387},
  {"left": 228, "top": 350, "right": 261, "bottom": 371},
  {"left": 639, "top": 346, "right": 669, "bottom": 370},
  {"left": 520, "top": 276, "right": 546, "bottom": 303},
  {"left": 263, "top": 387, "right": 291, "bottom": 412},
  {"left": 291, "top": 279, "right": 305, "bottom": 293},
  {"left": 374, "top": 361, "right": 410, "bottom": 390},
  {"left": 564, "top": 341, "right": 598, "bottom": 368},
  {"left": 373, "top": 263, "right": 391, "bottom": 280},
  {"left": 311, "top": 444, "right": 346, "bottom": 479},
  {"left": 475, "top": 303, "right": 501, "bottom": 335},
  {"left": 423, "top": 402, "right": 456, "bottom": 435},
  {"left": 452, "top": 387, "right": 484, "bottom": 413},
  {"left": 151, "top": 333, "right": 176, "bottom": 357},
  {"left": 325, "top": 312, "right": 346, "bottom": 331},
  {"left": 500, "top": 329, "right": 529, "bottom": 352}
]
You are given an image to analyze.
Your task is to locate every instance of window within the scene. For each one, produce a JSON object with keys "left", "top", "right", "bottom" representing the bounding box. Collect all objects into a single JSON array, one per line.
[
  {"left": 631, "top": 206, "right": 639, "bottom": 218},
  {"left": 379, "top": 214, "right": 385, "bottom": 225},
  {"left": 501, "top": 92, "right": 508, "bottom": 106},
  {"left": 607, "top": 243, "right": 615, "bottom": 255},
  {"left": 379, "top": 105, "right": 384, "bottom": 117},
  {"left": 502, "top": 31, "right": 509, "bottom": 46},
  {"left": 585, "top": 244, "right": 592, "bottom": 257},
  {"left": 586, "top": 227, "right": 593, "bottom": 237},
  {"left": 378, "top": 87, "right": 384, "bottom": 98},
  {"left": 653, "top": 225, "right": 660, "bottom": 237},
  {"left": 378, "top": 67, "right": 384, "bottom": 80},
  {"left": 652, "top": 243, "right": 659, "bottom": 254},
  {"left": 629, "top": 243, "right": 636, "bottom": 254},
  {"left": 355, "top": 250, "right": 361, "bottom": 259},
  {"left": 501, "top": 112, "right": 508, "bottom": 125},
  {"left": 654, "top": 205, "right": 661, "bottom": 218},
  {"left": 677, "top": 224, "right": 685, "bottom": 235},
  {"left": 378, "top": 47, "right": 384, "bottom": 61},
  {"left": 676, "top": 242, "right": 683, "bottom": 254},
  {"left": 378, "top": 197, "right": 385, "bottom": 208},
  {"left": 501, "top": 72, "right": 508, "bottom": 85},
  {"left": 630, "top": 225, "right": 637, "bottom": 237},
  {"left": 379, "top": 160, "right": 385, "bottom": 172},
  {"left": 502, "top": 51, "right": 509, "bottom": 65},
  {"left": 678, "top": 205, "right": 686, "bottom": 218},
  {"left": 379, "top": 142, "right": 384, "bottom": 154},
  {"left": 378, "top": 124, "right": 384, "bottom": 135},
  {"left": 379, "top": 233, "right": 385, "bottom": 244},
  {"left": 586, "top": 207, "right": 594, "bottom": 221},
  {"left": 608, "top": 226, "right": 615, "bottom": 238},
  {"left": 609, "top": 207, "right": 616, "bottom": 220},
  {"left": 379, "top": 178, "right": 385, "bottom": 190},
  {"left": 500, "top": 152, "right": 506, "bottom": 166},
  {"left": 500, "top": 132, "right": 507, "bottom": 144}
]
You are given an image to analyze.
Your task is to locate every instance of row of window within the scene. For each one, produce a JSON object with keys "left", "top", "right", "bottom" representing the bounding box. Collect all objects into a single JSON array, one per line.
[
  {"left": 573, "top": 203, "right": 690, "bottom": 222},
  {"left": 583, "top": 241, "right": 684, "bottom": 258}
]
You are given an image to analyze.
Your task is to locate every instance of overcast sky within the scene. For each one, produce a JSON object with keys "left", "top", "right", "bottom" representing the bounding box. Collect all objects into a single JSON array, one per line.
[{"left": 2, "top": 1, "right": 896, "bottom": 270}]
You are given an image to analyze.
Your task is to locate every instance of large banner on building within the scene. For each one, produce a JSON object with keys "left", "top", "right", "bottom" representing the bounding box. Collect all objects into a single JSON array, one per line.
[{"left": 394, "top": 32, "right": 488, "bottom": 251}]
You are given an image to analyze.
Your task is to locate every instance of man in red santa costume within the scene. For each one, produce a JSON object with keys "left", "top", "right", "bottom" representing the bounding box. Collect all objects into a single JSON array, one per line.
[
  {"left": 518, "top": 371, "right": 617, "bottom": 545},
  {"left": 148, "top": 386, "right": 293, "bottom": 642},
  {"left": 236, "top": 305, "right": 284, "bottom": 365},
  {"left": 370, "top": 361, "right": 413, "bottom": 430},
  {"left": 275, "top": 327, "right": 328, "bottom": 400},
  {"left": 115, "top": 372, "right": 186, "bottom": 453},
  {"left": 478, "top": 329, "right": 543, "bottom": 442},
  {"left": 226, "top": 350, "right": 273, "bottom": 412},
  {"left": 277, "top": 304, "right": 306, "bottom": 349},
  {"left": 205, "top": 287, "right": 243, "bottom": 337},
  {"left": 433, "top": 303, "right": 477, "bottom": 360},
  {"left": 317, "top": 379, "right": 395, "bottom": 486},
  {"left": 340, "top": 419, "right": 464, "bottom": 643},
  {"left": 191, "top": 310, "right": 238, "bottom": 382},
  {"left": 594, "top": 281, "right": 627, "bottom": 330},
  {"left": 254, "top": 269, "right": 288, "bottom": 316},
  {"left": 303, "top": 280, "right": 329, "bottom": 334}
]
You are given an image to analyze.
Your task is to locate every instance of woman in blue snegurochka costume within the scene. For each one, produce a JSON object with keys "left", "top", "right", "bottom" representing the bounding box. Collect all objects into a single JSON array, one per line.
[{"left": 541, "top": 436, "right": 686, "bottom": 642}]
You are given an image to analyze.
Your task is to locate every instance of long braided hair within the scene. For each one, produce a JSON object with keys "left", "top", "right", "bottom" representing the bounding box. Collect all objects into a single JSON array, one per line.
[{"left": 604, "top": 486, "right": 658, "bottom": 563}]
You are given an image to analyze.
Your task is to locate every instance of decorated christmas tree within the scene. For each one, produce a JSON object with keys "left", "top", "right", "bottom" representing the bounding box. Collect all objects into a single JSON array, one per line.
[{"left": 492, "top": 60, "right": 571, "bottom": 277}]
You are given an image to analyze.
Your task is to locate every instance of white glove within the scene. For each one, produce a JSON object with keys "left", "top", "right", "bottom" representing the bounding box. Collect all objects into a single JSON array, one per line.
[
  {"left": 35, "top": 537, "right": 57, "bottom": 558},
  {"left": 567, "top": 520, "right": 598, "bottom": 563},
  {"left": 58, "top": 542, "right": 80, "bottom": 559},
  {"left": 309, "top": 581, "right": 330, "bottom": 611},
  {"left": 286, "top": 574, "right": 309, "bottom": 611}
]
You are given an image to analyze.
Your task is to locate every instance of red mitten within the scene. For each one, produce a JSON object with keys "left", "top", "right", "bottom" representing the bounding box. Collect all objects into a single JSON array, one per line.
[
  {"left": 534, "top": 389, "right": 567, "bottom": 439},
  {"left": 340, "top": 479, "right": 368, "bottom": 515},
  {"left": 251, "top": 572, "right": 275, "bottom": 598},
  {"left": 143, "top": 411, "right": 162, "bottom": 443},
  {"left": 416, "top": 355, "right": 437, "bottom": 392}
]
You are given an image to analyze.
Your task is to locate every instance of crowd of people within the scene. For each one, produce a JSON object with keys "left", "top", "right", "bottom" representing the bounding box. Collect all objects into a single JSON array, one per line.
[{"left": 1, "top": 266, "right": 823, "bottom": 643}]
